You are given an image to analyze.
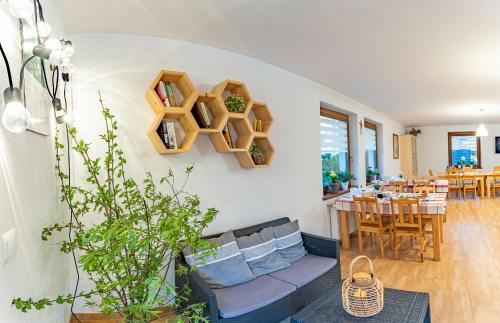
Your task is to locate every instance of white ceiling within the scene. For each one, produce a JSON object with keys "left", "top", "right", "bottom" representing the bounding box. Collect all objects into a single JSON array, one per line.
[{"left": 54, "top": 0, "right": 500, "bottom": 126}]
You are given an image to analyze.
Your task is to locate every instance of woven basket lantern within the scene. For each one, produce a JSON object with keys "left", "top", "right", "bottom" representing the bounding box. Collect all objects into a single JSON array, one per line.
[{"left": 342, "top": 255, "right": 384, "bottom": 317}]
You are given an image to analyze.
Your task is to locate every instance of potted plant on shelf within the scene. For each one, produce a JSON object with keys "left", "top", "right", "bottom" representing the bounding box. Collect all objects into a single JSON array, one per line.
[
  {"left": 337, "top": 171, "right": 355, "bottom": 191},
  {"left": 330, "top": 171, "right": 340, "bottom": 193},
  {"left": 250, "top": 143, "right": 265, "bottom": 165},
  {"left": 224, "top": 93, "right": 246, "bottom": 113},
  {"left": 366, "top": 166, "right": 379, "bottom": 183},
  {"left": 12, "top": 95, "right": 218, "bottom": 323}
]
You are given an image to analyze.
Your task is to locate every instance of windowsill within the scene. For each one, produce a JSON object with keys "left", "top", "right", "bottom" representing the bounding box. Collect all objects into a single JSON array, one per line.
[{"left": 323, "top": 190, "right": 349, "bottom": 200}]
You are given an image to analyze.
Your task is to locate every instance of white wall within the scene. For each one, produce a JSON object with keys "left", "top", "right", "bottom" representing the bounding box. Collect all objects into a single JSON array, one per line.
[
  {"left": 417, "top": 123, "right": 500, "bottom": 175},
  {"left": 70, "top": 33, "right": 404, "bottom": 242},
  {"left": 0, "top": 2, "right": 71, "bottom": 323}
]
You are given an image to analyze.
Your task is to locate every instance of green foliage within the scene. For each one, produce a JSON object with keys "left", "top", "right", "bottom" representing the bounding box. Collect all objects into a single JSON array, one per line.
[
  {"left": 250, "top": 144, "right": 263, "bottom": 155},
  {"left": 322, "top": 153, "right": 340, "bottom": 187},
  {"left": 336, "top": 171, "right": 355, "bottom": 183},
  {"left": 366, "top": 166, "right": 379, "bottom": 177},
  {"left": 224, "top": 94, "right": 245, "bottom": 113},
  {"left": 14, "top": 95, "right": 218, "bottom": 322},
  {"left": 455, "top": 158, "right": 475, "bottom": 166}
]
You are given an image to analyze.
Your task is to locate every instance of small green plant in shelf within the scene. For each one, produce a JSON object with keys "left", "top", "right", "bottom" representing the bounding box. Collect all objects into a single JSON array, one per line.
[
  {"left": 251, "top": 144, "right": 265, "bottom": 165},
  {"left": 224, "top": 93, "right": 246, "bottom": 113}
]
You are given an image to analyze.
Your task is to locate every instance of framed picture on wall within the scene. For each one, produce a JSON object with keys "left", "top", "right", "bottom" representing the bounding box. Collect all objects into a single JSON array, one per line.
[
  {"left": 496, "top": 137, "right": 500, "bottom": 154},
  {"left": 393, "top": 134, "right": 399, "bottom": 159}
]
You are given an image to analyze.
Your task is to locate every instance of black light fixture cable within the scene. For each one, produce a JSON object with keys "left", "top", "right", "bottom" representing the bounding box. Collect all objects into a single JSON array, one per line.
[{"left": 0, "top": 41, "right": 14, "bottom": 89}]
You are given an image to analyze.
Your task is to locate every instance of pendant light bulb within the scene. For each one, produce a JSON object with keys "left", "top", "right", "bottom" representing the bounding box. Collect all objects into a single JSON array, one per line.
[
  {"left": 2, "top": 88, "right": 31, "bottom": 133},
  {"left": 37, "top": 21, "right": 52, "bottom": 38},
  {"left": 476, "top": 108, "right": 489, "bottom": 137},
  {"left": 8, "top": 0, "right": 34, "bottom": 19},
  {"left": 44, "top": 38, "right": 62, "bottom": 51}
]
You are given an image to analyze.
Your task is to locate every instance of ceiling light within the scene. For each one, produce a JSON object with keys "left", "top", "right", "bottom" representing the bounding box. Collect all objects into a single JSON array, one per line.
[
  {"left": 476, "top": 109, "right": 489, "bottom": 137},
  {"left": 32, "top": 45, "right": 70, "bottom": 66},
  {"left": 44, "top": 38, "right": 62, "bottom": 51},
  {"left": 2, "top": 87, "right": 31, "bottom": 133},
  {"left": 62, "top": 40, "right": 74, "bottom": 57},
  {"left": 37, "top": 21, "right": 52, "bottom": 38},
  {"left": 8, "top": 0, "right": 34, "bottom": 19}
]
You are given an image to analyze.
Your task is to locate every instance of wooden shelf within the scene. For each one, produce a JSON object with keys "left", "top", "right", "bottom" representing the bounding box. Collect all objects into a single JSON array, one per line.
[
  {"left": 210, "top": 118, "right": 253, "bottom": 153},
  {"left": 248, "top": 101, "right": 273, "bottom": 135},
  {"left": 190, "top": 92, "right": 228, "bottom": 134},
  {"left": 145, "top": 70, "right": 197, "bottom": 114},
  {"left": 213, "top": 79, "right": 253, "bottom": 115},
  {"left": 235, "top": 137, "right": 275, "bottom": 168},
  {"left": 147, "top": 111, "right": 198, "bottom": 154}
]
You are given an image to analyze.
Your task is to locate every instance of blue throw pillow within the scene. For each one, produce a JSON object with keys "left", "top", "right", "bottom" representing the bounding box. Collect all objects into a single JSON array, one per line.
[
  {"left": 236, "top": 227, "right": 290, "bottom": 276},
  {"left": 272, "top": 220, "right": 307, "bottom": 263},
  {"left": 183, "top": 231, "right": 254, "bottom": 288}
]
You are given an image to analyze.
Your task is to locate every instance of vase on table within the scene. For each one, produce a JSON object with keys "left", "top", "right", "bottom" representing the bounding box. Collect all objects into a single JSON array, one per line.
[{"left": 341, "top": 182, "right": 349, "bottom": 191}]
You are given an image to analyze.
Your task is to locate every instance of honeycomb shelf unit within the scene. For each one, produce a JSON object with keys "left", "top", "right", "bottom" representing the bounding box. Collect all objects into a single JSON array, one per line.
[{"left": 145, "top": 72, "right": 275, "bottom": 167}]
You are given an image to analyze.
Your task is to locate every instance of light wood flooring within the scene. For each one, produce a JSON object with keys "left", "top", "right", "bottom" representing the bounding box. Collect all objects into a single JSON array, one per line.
[{"left": 340, "top": 198, "right": 500, "bottom": 323}]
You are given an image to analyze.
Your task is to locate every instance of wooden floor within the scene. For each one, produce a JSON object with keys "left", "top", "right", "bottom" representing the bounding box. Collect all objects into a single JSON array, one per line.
[{"left": 340, "top": 198, "right": 500, "bottom": 323}]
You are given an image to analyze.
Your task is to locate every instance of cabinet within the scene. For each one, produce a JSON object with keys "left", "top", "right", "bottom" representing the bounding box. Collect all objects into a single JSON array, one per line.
[{"left": 400, "top": 134, "right": 418, "bottom": 176}]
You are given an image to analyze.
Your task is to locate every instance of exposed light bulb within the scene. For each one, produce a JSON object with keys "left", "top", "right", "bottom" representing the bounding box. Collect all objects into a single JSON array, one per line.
[
  {"left": 476, "top": 123, "right": 488, "bottom": 137},
  {"left": 62, "top": 111, "right": 75, "bottom": 125},
  {"left": 44, "top": 38, "right": 62, "bottom": 51},
  {"left": 49, "top": 49, "right": 70, "bottom": 66},
  {"left": 2, "top": 88, "right": 31, "bottom": 133},
  {"left": 37, "top": 21, "right": 52, "bottom": 38},
  {"left": 63, "top": 43, "right": 74, "bottom": 57},
  {"left": 8, "top": 0, "right": 34, "bottom": 19}
]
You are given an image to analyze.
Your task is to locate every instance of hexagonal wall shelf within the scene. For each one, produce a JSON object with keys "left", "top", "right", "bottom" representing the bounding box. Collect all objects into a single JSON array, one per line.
[
  {"left": 235, "top": 137, "right": 275, "bottom": 168},
  {"left": 248, "top": 101, "right": 273, "bottom": 138},
  {"left": 213, "top": 79, "right": 253, "bottom": 117},
  {"left": 189, "top": 92, "right": 228, "bottom": 134},
  {"left": 209, "top": 117, "right": 253, "bottom": 153},
  {"left": 147, "top": 111, "right": 198, "bottom": 154},
  {"left": 145, "top": 70, "right": 197, "bottom": 115}
]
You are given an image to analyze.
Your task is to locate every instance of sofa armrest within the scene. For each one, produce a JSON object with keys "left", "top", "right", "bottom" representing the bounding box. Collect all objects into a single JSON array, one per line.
[
  {"left": 176, "top": 258, "right": 219, "bottom": 322},
  {"left": 301, "top": 232, "right": 340, "bottom": 260}
]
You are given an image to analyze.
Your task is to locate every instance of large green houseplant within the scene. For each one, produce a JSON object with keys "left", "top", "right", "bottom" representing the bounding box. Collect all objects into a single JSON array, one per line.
[{"left": 12, "top": 96, "right": 218, "bottom": 322}]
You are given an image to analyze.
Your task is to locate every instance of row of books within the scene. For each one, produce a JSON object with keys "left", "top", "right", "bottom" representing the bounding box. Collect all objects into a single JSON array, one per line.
[
  {"left": 155, "top": 80, "right": 178, "bottom": 107},
  {"left": 157, "top": 120, "right": 178, "bottom": 149},
  {"left": 193, "top": 102, "right": 213, "bottom": 128},
  {"left": 252, "top": 119, "right": 264, "bottom": 132},
  {"left": 222, "top": 123, "right": 236, "bottom": 148}
]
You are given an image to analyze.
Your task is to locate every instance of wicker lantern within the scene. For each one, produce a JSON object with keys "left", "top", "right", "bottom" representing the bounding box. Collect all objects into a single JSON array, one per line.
[{"left": 342, "top": 255, "right": 384, "bottom": 317}]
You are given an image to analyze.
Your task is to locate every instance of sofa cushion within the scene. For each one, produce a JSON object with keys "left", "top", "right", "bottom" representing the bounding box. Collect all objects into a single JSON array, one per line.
[
  {"left": 212, "top": 275, "right": 296, "bottom": 319},
  {"left": 272, "top": 220, "right": 307, "bottom": 263},
  {"left": 236, "top": 227, "right": 290, "bottom": 277},
  {"left": 183, "top": 231, "right": 254, "bottom": 288},
  {"left": 269, "top": 254, "right": 337, "bottom": 288}
]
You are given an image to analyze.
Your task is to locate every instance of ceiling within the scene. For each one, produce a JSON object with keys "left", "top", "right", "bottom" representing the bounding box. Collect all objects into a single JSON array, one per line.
[{"left": 54, "top": 0, "right": 500, "bottom": 126}]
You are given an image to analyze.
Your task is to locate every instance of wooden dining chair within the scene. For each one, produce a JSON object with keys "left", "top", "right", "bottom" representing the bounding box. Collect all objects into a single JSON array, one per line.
[
  {"left": 384, "top": 182, "right": 403, "bottom": 193},
  {"left": 462, "top": 166, "right": 474, "bottom": 172},
  {"left": 414, "top": 184, "right": 435, "bottom": 195},
  {"left": 390, "top": 198, "right": 426, "bottom": 262},
  {"left": 462, "top": 174, "right": 478, "bottom": 199},
  {"left": 491, "top": 166, "right": 500, "bottom": 198},
  {"left": 446, "top": 169, "right": 462, "bottom": 199},
  {"left": 353, "top": 196, "right": 392, "bottom": 257}
]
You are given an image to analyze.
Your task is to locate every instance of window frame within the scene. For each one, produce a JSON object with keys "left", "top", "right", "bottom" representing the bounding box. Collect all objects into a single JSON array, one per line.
[
  {"left": 447, "top": 131, "right": 482, "bottom": 169},
  {"left": 320, "top": 107, "right": 351, "bottom": 199},
  {"left": 364, "top": 120, "right": 379, "bottom": 176}
]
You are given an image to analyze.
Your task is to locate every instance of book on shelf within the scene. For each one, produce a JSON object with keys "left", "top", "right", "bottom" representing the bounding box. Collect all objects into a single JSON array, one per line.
[
  {"left": 222, "top": 124, "right": 234, "bottom": 148},
  {"left": 159, "top": 120, "right": 170, "bottom": 147},
  {"left": 199, "top": 101, "right": 212, "bottom": 128},
  {"left": 193, "top": 103, "right": 207, "bottom": 128},
  {"left": 252, "top": 119, "right": 263, "bottom": 132},
  {"left": 155, "top": 81, "right": 170, "bottom": 107},
  {"left": 193, "top": 102, "right": 211, "bottom": 128},
  {"left": 226, "top": 123, "right": 235, "bottom": 148},
  {"left": 166, "top": 122, "right": 178, "bottom": 149},
  {"left": 165, "top": 82, "right": 178, "bottom": 107}
]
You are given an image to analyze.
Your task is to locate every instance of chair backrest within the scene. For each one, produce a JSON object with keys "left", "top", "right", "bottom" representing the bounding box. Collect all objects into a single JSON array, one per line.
[
  {"left": 492, "top": 167, "right": 500, "bottom": 184},
  {"left": 353, "top": 196, "right": 383, "bottom": 227},
  {"left": 462, "top": 174, "right": 477, "bottom": 186},
  {"left": 390, "top": 198, "right": 422, "bottom": 230},
  {"left": 448, "top": 168, "right": 461, "bottom": 175},
  {"left": 414, "top": 185, "right": 435, "bottom": 194},
  {"left": 384, "top": 182, "right": 403, "bottom": 193},
  {"left": 462, "top": 166, "right": 474, "bottom": 172}
]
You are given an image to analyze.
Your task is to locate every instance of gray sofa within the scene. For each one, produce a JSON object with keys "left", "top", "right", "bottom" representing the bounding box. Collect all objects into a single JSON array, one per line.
[{"left": 176, "top": 217, "right": 341, "bottom": 323}]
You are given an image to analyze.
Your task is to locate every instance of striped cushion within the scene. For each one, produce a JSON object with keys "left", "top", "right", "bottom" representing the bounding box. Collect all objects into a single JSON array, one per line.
[
  {"left": 236, "top": 228, "right": 290, "bottom": 277},
  {"left": 271, "top": 220, "right": 307, "bottom": 263},
  {"left": 183, "top": 231, "right": 254, "bottom": 288}
]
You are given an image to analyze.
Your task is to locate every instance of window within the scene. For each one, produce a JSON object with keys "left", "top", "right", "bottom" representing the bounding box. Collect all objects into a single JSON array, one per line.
[
  {"left": 320, "top": 108, "right": 350, "bottom": 196},
  {"left": 364, "top": 121, "right": 378, "bottom": 177},
  {"left": 448, "top": 132, "right": 481, "bottom": 168}
]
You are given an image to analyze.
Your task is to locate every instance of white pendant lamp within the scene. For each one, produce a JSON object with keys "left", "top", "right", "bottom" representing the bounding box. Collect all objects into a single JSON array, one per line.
[{"left": 476, "top": 109, "right": 488, "bottom": 137}]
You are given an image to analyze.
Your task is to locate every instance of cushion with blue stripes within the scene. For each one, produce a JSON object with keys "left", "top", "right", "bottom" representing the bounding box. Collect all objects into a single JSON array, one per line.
[
  {"left": 236, "top": 227, "right": 290, "bottom": 277},
  {"left": 272, "top": 220, "right": 307, "bottom": 263},
  {"left": 183, "top": 231, "right": 254, "bottom": 288}
]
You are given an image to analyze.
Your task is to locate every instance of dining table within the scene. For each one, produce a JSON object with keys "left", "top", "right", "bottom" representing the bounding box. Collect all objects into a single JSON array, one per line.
[
  {"left": 333, "top": 192, "right": 447, "bottom": 261},
  {"left": 438, "top": 171, "right": 494, "bottom": 199}
]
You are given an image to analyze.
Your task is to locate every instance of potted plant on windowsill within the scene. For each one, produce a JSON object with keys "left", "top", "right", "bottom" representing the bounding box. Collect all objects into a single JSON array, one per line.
[
  {"left": 12, "top": 95, "right": 218, "bottom": 323},
  {"left": 330, "top": 171, "right": 340, "bottom": 193},
  {"left": 366, "top": 167, "right": 379, "bottom": 183},
  {"left": 337, "top": 171, "right": 355, "bottom": 191}
]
